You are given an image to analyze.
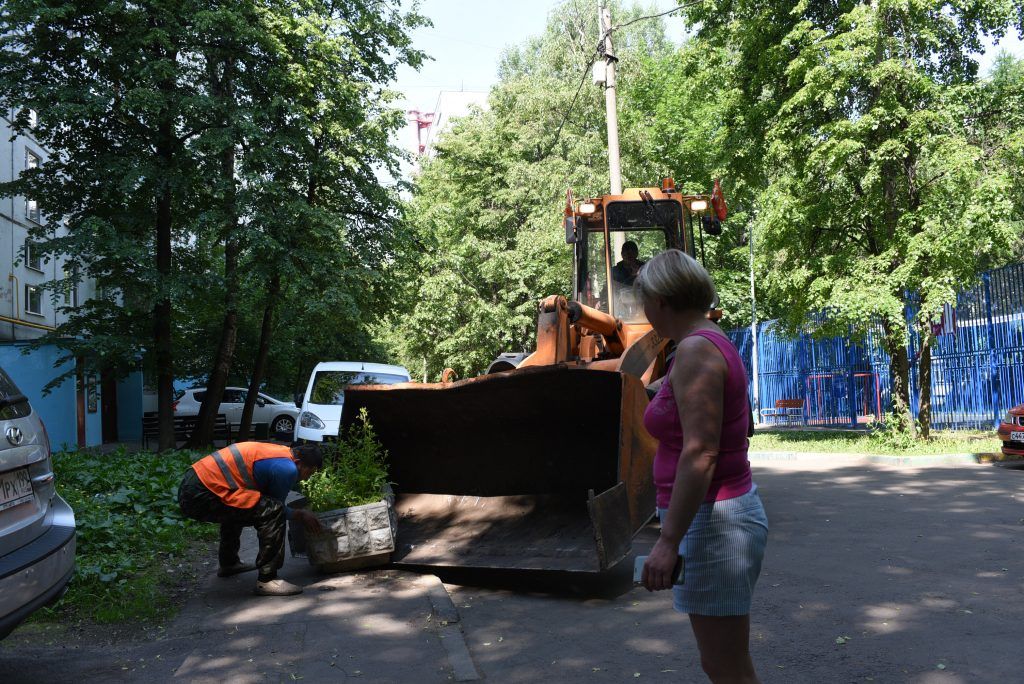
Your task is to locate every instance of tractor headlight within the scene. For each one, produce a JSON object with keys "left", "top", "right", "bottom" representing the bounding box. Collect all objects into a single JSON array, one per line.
[{"left": 300, "top": 411, "right": 325, "bottom": 430}]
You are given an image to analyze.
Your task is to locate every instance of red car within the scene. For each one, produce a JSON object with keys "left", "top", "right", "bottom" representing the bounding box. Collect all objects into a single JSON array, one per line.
[{"left": 997, "top": 405, "right": 1024, "bottom": 456}]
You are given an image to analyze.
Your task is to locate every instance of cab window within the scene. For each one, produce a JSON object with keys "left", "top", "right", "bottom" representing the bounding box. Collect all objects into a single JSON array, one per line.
[
  {"left": 577, "top": 199, "right": 682, "bottom": 324},
  {"left": 580, "top": 228, "right": 670, "bottom": 324}
]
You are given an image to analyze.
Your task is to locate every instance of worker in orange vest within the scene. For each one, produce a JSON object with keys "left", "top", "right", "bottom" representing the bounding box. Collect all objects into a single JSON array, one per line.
[{"left": 177, "top": 441, "right": 324, "bottom": 596}]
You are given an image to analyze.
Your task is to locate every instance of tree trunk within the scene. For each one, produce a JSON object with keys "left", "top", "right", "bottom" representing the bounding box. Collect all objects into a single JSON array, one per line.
[
  {"left": 918, "top": 328, "right": 933, "bottom": 440},
  {"left": 186, "top": 205, "right": 239, "bottom": 447},
  {"left": 294, "top": 359, "right": 311, "bottom": 404},
  {"left": 882, "top": 319, "right": 914, "bottom": 435},
  {"left": 186, "top": 58, "right": 239, "bottom": 448},
  {"left": 186, "top": 242, "right": 238, "bottom": 448},
  {"left": 237, "top": 274, "right": 281, "bottom": 441},
  {"left": 154, "top": 130, "right": 176, "bottom": 452}
]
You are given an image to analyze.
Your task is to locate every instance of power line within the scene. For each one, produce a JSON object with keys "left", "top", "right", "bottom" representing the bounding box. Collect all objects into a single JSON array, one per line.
[
  {"left": 607, "top": 0, "right": 709, "bottom": 35},
  {"left": 542, "top": 0, "right": 709, "bottom": 161},
  {"left": 540, "top": 53, "right": 598, "bottom": 159}
]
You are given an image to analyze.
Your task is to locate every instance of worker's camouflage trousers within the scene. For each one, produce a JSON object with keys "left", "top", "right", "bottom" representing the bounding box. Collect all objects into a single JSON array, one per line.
[{"left": 177, "top": 469, "right": 285, "bottom": 580}]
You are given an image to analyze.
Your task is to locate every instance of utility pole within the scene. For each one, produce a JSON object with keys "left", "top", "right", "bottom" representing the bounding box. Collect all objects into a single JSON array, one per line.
[
  {"left": 599, "top": 3, "right": 622, "bottom": 195},
  {"left": 749, "top": 226, "right": 761, "bottom": 424},
  {"left": 597, "top": 3, "right": 624, "bottom": 318}
]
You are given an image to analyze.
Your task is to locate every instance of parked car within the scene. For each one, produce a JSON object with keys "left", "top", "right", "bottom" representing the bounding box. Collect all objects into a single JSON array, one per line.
[
  {"left": 997, "top": 404, "right": 1024, "bottom": 456},
  {"left": 295, "top": 362, "right": 411, "bottom": 442},
  {"left": 174, "top": 387, "right": 300, "bottom": 436},
  {"left": 0, "top": 364, "right": 76, "bottom": 639}
]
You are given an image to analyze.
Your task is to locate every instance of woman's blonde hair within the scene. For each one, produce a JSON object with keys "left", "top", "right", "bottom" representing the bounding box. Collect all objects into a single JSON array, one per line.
[{"left": 634, "top": 249, "right": 717, "bottom": 312}]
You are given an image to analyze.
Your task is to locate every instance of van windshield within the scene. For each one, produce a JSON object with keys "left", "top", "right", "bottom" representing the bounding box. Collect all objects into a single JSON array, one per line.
[{"left": 310, "top": 371, "right": 406, "bottom": 405}]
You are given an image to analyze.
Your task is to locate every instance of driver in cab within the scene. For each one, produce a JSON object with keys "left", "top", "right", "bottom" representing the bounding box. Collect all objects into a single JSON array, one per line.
[{"left": 612, "top": 241, "right": 645, "bottom": 286}]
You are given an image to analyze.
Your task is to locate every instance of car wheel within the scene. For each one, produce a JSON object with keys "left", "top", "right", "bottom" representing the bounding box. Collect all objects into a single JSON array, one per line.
[{"left": 272, "top": 415, "right": 295, "bottom": 435}]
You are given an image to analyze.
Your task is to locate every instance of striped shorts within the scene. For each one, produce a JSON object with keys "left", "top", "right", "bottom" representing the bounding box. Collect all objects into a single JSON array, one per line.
[{"left": 658, "top": 484, "right": 768, "bottom": 616}]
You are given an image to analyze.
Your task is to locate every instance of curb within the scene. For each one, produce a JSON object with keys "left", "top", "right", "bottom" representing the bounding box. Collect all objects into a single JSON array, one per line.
[
  {"left": 417, "top": 574, "right": 481, "bottom": 682},
  {"left": 748, "top": 450, "right": 1022, "bottom": 467}
]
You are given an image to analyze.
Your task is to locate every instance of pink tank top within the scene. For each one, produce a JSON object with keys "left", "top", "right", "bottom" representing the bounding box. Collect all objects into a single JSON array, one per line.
[{"left": 643, "top": 329, "right": 753, "bottom": 508}]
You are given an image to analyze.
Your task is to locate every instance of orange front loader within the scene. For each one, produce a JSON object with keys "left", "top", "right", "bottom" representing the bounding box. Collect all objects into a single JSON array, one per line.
[{"left": 342, "top": 179, "right": 724, "bottom": 572}]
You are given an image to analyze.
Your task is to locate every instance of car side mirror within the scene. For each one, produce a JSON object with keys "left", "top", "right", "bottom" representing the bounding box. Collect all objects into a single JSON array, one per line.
[
  {"left": 256, "top": 397, "right": 266, "bottom": 407},
  {"left": 564, "top": 216, "right": 578, "bottom": 244}
]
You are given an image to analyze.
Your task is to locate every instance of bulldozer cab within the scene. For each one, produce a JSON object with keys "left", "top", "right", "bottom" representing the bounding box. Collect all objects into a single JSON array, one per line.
[{"left": 567, "top": 185, "right": 702, "bottom": 325}]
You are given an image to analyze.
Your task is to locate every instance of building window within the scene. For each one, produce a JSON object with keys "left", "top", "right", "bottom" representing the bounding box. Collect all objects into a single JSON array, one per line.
[
  {"left": 25, "top": 285, "right": 43, "bottom": 316},
  {"left": 27, "top": 109, "right": 37, "bottom": 128},
  {"left": 25, "top": 149, "right": 41, "bottom": 223},
  {"left": 24, "top": 240, "right": 44, "bottom": 272},
  {"left": 63, "top": 266, "right": 79, "bottom": 307},
  {"left": 25, "top": 199, "right": 40, "bottom": 223}
]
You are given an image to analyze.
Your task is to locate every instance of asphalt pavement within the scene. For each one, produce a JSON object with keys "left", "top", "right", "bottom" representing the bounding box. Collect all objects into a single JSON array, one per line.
[{"left": 2, "top": 454, "right": 1021, "bottom": 683}]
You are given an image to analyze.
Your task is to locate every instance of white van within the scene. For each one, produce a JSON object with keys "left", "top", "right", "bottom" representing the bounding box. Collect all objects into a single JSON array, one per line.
[{"left": 295, "top": 361, "right": 411, "bottom": 442}]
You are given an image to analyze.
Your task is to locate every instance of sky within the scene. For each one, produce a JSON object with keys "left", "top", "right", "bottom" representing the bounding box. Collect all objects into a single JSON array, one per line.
[
  {"left": 392, "top": 0, "right": 687, "bottom": 155},
  {"left": 392, "top": 0, "right": 1024, "bottom": 157}
]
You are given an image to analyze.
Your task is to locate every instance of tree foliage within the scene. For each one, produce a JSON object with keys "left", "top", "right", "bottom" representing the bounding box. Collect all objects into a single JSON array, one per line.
[
  {"left": 0, "top": 0, "right": 425, "bottom": 446},
  {"left": 643, "top": 0, "right": 1023, "bottom": 436}
]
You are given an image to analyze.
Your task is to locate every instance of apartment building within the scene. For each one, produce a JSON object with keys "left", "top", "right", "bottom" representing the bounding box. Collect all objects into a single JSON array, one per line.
[
  {"left": 0, "top": 109, "right": 142, "bottom": 449},
  {"left": 419, "top": 90, "right": 488, "bottom": 157}
]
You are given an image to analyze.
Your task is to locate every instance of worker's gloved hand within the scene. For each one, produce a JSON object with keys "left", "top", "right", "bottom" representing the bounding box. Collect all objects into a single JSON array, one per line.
[{"left": 294, "top": 509, "right": 323, "bottom": 534}]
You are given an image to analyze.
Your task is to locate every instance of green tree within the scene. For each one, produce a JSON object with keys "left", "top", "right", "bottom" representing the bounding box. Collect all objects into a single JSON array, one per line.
[
  {"left": 980, "top": 53, "right": 1024, "bottom": 261},
  {"left": 623, "top": 41, "right": 759, "bottom": 327},
  {"left": 683, "top": 0, "right": 1021, "bottom": 437},
  {"left": 184, "top": 0, "right": 425, "bottom": 446},
  {"left": 0, "top": 0, "right": 214, "bottom": 449}
]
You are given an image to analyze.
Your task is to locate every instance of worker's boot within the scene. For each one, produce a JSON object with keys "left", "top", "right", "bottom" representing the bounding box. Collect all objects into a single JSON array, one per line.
[
  {"left": 217, "top": 562, "right": 257, "bottom": 578},
  {"left": 253, "top": 577, "right": 303, "bottom": 596}
]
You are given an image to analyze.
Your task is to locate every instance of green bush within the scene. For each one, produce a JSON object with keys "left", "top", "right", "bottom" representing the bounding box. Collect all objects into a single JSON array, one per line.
[
  {"left": 866, "top": 412, "right": 920, "bottom": 451},
  {"left": 301, "top": 409, "right": 389, "bottom": 512},
  {"left": 45, "top": 447, "right": 216, "bottom": 623}
]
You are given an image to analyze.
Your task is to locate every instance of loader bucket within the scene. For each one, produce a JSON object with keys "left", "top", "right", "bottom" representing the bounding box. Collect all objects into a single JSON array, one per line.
[{"left": 339, "top": 364, "right": 656, "bottom": 572}]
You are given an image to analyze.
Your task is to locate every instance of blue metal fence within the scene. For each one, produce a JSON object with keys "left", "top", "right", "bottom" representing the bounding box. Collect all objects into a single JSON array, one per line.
[{"left": 727, "top": 262, "right": 1024, "bottom": 430}]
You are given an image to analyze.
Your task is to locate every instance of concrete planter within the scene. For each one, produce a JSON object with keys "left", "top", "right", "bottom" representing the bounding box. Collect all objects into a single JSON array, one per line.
[{"left": 303, "top": 485, "right": 397, "bottom": 573}]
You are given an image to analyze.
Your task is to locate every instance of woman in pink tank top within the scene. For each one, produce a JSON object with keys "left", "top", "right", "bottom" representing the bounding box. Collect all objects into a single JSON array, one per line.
[{"left": 636, "top": 249, "right": 768, "bottom": 684}]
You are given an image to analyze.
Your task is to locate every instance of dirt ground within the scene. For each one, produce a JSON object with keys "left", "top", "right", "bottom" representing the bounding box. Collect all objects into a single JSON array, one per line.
[
  {"left": 1, "top": 456, "right": 1021, "bottom": 683},
  {"left": 0, "top": 537, "right": 218, "bottom": 650}
]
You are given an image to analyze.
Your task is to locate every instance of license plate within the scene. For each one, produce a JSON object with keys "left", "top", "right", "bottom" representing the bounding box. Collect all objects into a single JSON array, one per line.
[
  {"left": 0, "top": 467, "right": 33, "bottom": 512},
  {"left": 1011, "top": 431, "right": 1024, "bottom": 442}
]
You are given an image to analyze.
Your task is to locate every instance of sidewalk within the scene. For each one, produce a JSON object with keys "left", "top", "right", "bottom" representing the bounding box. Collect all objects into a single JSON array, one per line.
[
  {"left": 163, "top": 532, "right": 458, "bottom": 683},
  {"left": 0, "top": 530, "right": 466, "bottom": 683}
]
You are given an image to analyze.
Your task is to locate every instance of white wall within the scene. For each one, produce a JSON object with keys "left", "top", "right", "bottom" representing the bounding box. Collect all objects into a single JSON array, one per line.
[{"left": 0, "top": 109, "right": 96, "bottom": 342}]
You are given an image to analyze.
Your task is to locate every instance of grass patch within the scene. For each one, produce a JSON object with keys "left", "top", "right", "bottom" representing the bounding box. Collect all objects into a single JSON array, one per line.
[
  {"left": 750, "top": 429, "right": 1002, "bottom": 455},
  {"left": 37, "top": 447, "right": 216, "bottom": 624}
]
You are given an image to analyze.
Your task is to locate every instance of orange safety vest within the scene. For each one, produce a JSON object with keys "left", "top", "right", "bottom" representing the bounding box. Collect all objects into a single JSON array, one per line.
[{"left": 192, "top": 442, "right": 296, "bottom": 509}]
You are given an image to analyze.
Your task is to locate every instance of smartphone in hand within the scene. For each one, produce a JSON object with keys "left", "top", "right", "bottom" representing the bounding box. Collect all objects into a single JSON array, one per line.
[{"left": 634, "top": 554, "right": 684, "bottom": 585}]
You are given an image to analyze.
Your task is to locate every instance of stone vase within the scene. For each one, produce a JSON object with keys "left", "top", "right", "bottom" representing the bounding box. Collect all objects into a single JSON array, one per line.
[{"left": 303, "top": 485, "right": 397, "bottom": 573}]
